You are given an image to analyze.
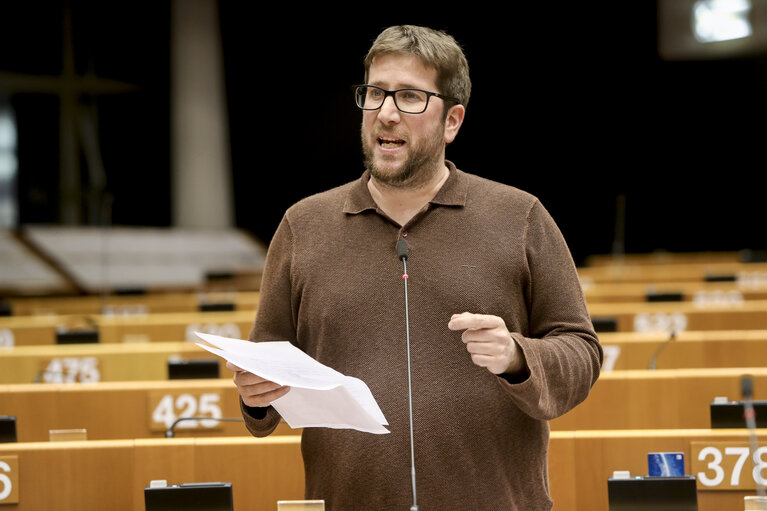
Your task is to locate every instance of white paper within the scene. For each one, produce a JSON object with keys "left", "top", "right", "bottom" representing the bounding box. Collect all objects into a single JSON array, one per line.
[{"left": 194, "top": 332, "right": 389, "bottom": 434}]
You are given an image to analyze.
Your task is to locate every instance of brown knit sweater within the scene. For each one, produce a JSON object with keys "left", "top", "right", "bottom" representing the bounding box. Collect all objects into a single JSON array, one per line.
[{"left": 242, "top": 162, "right": 602, "bottom": 510}]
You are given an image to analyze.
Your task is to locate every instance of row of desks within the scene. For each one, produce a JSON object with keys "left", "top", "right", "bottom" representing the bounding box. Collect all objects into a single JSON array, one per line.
[
  {"left": 5, "top": 275, "right": 767, "bottom": 315},
  {"left": 3, "top": 299, "right": 767, "bottom": 347},
  {"left": 1, "top": 368, "right": 765, "bottom": 442},
  {"left": 0, "top": 429, "right": 763, "bottom": 510},
  {"left": 1, "top": 330, "right": 767, "bottom": 384}
]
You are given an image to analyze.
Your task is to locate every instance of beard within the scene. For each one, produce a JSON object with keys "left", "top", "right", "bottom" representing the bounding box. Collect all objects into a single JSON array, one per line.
[{"left": 361, "top": 120, "right": 446, "bottom": 189}]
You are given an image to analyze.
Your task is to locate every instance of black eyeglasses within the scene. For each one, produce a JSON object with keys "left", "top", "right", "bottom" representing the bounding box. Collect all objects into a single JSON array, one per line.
[{"left": 353, "top": 84, "right": 459, "bottom": 114}]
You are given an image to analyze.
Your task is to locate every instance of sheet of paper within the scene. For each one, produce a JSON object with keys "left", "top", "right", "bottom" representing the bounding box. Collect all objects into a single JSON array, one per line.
[{"left": 194, "top": 332, "right": 389, "bottom": 434}]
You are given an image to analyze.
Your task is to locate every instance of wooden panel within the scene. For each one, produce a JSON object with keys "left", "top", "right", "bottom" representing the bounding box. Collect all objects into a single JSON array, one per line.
[
  {"left": 2, "top": 430, "right": 765, "bottom": 511},
  {"left": 599, "top": 330, "right": 767, "bottom": 371},
  {"left": 589, "top": 300, "right": 767, "bottom": 332},
  {"left": 6, "top": 291, "right": 260, "bottom": 316},
  {"left": 0, "top": 436, "right": 303, "bottom": 511},
  {"left": 551, "top": 368, "right": 767, "bottom": 431},
  {"left": 548, "top": 429, "right": 767, "bottom": 511},
  {"left": 0, "top": 310, "right": 256, "bottom": 346},
  {"left": 0, "top": 342, "right": 228, "bottom": 384},
  {"left": 0, "top": 440, "right": 136, "bottom": 510},
  {"left": 0, "top": 380, "right": 298, "bottom": 441},
  {"left": 583, "top": 281, "right": 767, "bottom": 304},
  {"left": 2, "top": 366, "right": 766, "bottom": 440},
  {"left": 578, "top": 261, "right": 767, "bottom": 284}
]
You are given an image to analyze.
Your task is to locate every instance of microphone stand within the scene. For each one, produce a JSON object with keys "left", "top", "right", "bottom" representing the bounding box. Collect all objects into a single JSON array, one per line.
[
  {"left": 648, "top": 330, "right": 676, "bottom": 370},
  {"left": 165, "top": 416, "right": 245, "bottom": 438},
  {"left": 398, "top": 240, "right": 419, "bottom": 511},
  {"left": 742, "top": 376, "right": 766, "bottom": 498}
]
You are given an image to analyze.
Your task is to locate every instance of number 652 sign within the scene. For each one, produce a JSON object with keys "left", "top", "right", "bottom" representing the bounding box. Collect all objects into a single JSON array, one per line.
[{"left": 692, "top": 442, "right": 767, "bottom": 490}]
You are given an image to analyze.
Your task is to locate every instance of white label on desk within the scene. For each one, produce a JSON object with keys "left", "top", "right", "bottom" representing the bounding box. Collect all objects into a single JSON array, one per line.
[
  {"left": 693, "top": 290, "right": 744, "bottom": 307},
  {"left": 633, "top": 312, "right": 687, "bottom": 333},
  {"left": 184, "top": 322, "right": 241, "bottom": 342},
  {"left": 40, "top": 357, "right": 101, "bottom": 383},
  {"left": 0, "top": 456, "right": 19, "bottom": 504},
  {"left": 601, "top": 345, "right": 621, "bottom": 371},
  {"left": 0, "top": 329, "right": 13, "bottom": 348},
  {"left": 148, "top": 390, "right": 223, "bottom": 432}
]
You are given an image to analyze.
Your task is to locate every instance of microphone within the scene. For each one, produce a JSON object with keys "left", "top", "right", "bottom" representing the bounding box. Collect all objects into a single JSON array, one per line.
[
  {"left": 397, "top": 240, "right": 408, "bottom": 262},
  {"left": 165, "top": 416, "right": 245, "bottom": 438},
  {"left": 397, "top": 240, "right": 419, "bottom": 511},
  {"left": 648, "top": 330, "right": 677, "bottom": 370},
  {"left": 742, "top": 375, "right": 766, "bottom": 497}
]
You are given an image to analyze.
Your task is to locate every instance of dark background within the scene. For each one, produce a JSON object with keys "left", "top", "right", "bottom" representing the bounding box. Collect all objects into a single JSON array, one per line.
[{"left": 2, "top": 1, "right": 766, "bottom": 266}]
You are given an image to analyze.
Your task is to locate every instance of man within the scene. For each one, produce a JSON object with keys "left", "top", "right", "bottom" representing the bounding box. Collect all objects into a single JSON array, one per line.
[{"left": 229, "top": 25, "right": 602, "bottom": 510}]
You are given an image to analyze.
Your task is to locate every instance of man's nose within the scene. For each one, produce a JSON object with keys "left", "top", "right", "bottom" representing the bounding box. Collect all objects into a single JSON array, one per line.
[{"left": 377, "top": 95, "right": 401, "bottom": 123}]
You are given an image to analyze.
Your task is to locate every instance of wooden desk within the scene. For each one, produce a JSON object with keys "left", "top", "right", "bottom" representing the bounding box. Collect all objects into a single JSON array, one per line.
[
  {"left": 5, "top": 291, "right": 260, "bottom": 316},
  {"left": 598, "top": 330, "right": 767, "bottom": 371},
  {"left": 2, "top": 365, "right": 765, "bottom": 439},
  {"left": 578, "top": 260, "right": 767, "bottom": 285},
  {"left": 551, "top": 368, "right": 767, "bottom": 431},
  {"left": 0, "top": 379, "right": 297, "bottom": 441},
  {"left": 0, "top": 430, "right": 763, "bottom": 511},
  {"left": 589, "top": 300, "right": 767, "bottom": 332},
  {"left": 0, "top": 310, "right": 256, "bottom": 346},
  {"left": 3, "top": 328, "right": 762, "bottom": 386},
  {"left": 583, "top": 281, "right": 767, "bottom": 304},
  {"left": 583, "top": 251, "right": 743, "bottom": 267},
  {"left": 549, "top": 429, "right": 767, "bottom": 511},
  {"left": 0, "top": 342, "right": 229, "bottom": 384},
  {"left": 0, "top": 436, "right": 304, "bottom": 511}
]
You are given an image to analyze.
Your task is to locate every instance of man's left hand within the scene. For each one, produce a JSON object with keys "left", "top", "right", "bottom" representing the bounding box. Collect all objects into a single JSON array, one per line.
[{"left": 448, "top": 312, "right": 526, "bottom": 375}]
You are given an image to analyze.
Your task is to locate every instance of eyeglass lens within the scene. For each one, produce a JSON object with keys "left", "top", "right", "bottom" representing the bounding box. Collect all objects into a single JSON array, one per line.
[{"left": 355, "top": 86, "right": 429, "bottom": 114}]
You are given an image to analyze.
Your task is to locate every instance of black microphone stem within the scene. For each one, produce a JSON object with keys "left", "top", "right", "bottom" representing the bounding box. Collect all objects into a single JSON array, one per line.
[{"left": 742, "top": 376, "right": 765, "bottom": 497}]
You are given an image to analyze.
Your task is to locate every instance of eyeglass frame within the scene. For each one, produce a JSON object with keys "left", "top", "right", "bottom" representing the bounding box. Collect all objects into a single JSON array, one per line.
[{"left": 353, "top": 84, "right": 460, "bottom": 114}]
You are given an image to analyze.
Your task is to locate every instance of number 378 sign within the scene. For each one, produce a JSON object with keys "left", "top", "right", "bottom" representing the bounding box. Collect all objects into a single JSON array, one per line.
[{"left": 692, "top": 442, "right": 767, "bottom": 490}]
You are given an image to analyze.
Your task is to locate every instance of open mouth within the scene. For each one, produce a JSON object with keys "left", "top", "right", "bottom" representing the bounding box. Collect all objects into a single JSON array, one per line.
[{"left": 378, "top": 137, "right": 406, "bottom": 149}]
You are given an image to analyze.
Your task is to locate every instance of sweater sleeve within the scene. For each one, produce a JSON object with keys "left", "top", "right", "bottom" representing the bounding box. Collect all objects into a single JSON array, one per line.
[
  {"left": 239, "top": 214, "right": 297, "bottom": 437},
  {"left": 500, "top": 200, "right": 603, "bottom": 421}
]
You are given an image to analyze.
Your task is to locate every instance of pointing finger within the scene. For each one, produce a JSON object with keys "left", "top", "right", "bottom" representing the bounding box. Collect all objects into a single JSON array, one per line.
[{"left": 448, "top": 312, "right": 505, "bottom": 331}]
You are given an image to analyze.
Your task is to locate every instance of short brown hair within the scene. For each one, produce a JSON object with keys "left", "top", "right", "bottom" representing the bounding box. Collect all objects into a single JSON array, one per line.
[{"left": 363, "top": 25, "right": 471, "bottom": 108}]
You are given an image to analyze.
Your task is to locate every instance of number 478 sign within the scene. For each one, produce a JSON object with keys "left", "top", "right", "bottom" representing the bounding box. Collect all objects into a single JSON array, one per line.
[{"left": 692, "top": 442, "right": 767, "bottom": 490}]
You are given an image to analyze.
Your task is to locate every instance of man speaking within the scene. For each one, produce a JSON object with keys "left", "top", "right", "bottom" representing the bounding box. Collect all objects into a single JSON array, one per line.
[{"left": 228, "top": 25, "right": 602, "bottom": 510}]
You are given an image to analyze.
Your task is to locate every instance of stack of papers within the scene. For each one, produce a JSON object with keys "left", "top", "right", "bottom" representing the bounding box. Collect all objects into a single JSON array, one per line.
[{"left": 195, "top": 332, "right": 389, "bottom": 434}]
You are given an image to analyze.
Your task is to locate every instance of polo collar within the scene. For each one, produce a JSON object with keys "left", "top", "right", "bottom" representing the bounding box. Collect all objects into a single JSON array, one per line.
[{"left": 342, "top": 160, "right": 469, "bottom": 215}]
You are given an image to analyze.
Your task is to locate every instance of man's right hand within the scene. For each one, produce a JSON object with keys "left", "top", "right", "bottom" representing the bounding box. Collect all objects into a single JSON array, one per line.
[{"left": 226, "top": 361, "right": 291, "bottom": 408}]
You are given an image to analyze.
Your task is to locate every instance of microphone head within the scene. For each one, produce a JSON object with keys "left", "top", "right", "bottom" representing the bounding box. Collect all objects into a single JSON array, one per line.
[
  {"left": 397, "top": 240, "right": 408, "bottom": 261},
  {"left": 742, "top": 375, "right": 754, "bottom": 400}
]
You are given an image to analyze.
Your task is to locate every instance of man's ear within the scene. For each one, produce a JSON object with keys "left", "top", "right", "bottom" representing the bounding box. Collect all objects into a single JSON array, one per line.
[{"left": 444, "top": 104, "right": 466, "bottom": 144}]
